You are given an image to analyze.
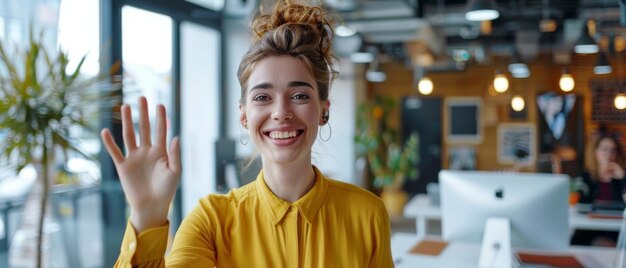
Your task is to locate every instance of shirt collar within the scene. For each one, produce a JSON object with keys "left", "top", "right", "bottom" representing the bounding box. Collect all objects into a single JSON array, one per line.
[{"left": 256, "top": 166, "right": 328, "bottom": 225}]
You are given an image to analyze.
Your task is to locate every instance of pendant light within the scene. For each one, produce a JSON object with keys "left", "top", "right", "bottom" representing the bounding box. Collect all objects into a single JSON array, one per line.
[
  {"left": 350, "top": 44, "right": 375, "bottom": 63},
  {"left": 335, "top": 23, "right": 356, "bottom": 37},
  {"left": 574, "top": 21, "right": 598, "bottom": 54},
  {"left": 465, "top": 0, "right": 500, "bottom": 21},
  {"left": 493, "top": 69, "right": 509, "bottom": 93},
  {"left": 511, "top": 95, "right": 525, "bottom": 112},
  {"left": 418, "top": 77, "right": 434, "bottom": 95},
  {"left": 366, "top": 59, "right": 386, "bottom": 82},
  {"left": 615, "top": 94, "right": 626, "bottom": 110},
  {"left": 594, "top": 51, "right": 612, "bottom": 74},
  {"left": 508, "top": 51, "right": 530, "bottom": 78},
  {"left": 559, "top": 68, "right": 574, "bottom": 92}
]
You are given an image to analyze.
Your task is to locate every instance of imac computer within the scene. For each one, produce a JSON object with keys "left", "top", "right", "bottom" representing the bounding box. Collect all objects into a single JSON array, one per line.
[{"left": 440, "top": 170, "right": 570, "bottom": 251}]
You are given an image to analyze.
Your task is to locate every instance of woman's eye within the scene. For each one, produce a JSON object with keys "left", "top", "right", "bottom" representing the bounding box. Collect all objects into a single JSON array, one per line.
[
  {"left": 292, "top": 94, "right": 310, "bottom": 100},
  {"left": 252, "top": 95, "right": 270, "bottom": 102}
]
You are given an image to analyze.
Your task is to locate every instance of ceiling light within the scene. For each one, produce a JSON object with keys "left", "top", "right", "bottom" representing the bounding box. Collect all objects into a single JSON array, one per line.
[
  {"left": 418, "top": 77, "right": 434, "bottom": 95},
  {"left": 350, "top": 52, "right": 374, "bottom": 63},
  {"left": 574, "top": 25, "right": 598, "bottom": 54},
  {"left": 508, "top": 52, "right": 530, "bottom": 78},
  {"left": 593, "top": 51, "right": 612, "bottom": 74},
  {"left": 493, "top": 70, "right": 509, "bottom": 93},
  {"left": 366, "top": 61, "right": 386, "bottom": 82},
  {"left": 615, "top": 94, "right": 626, "bottom": 110},
  {"left": 559, "top": 68, "right": 574, "bottom": 92},
  {"left": 366, "top": 70, "right": 386, "bottom": 82},
  {"left": 350, "top": 44, "right": 376, "bottom": 63},
  {"left": 539, "top": 0, "right": 556, "bottom": 32},
  {"left": 510, "top": 68, "right": 530, "bottom": 78},
  {"left": 335, "top": 24, "right": 356, "bottom": 37},
  {"left": 539, "top": 19, "right": 557, "bottom": 32},
  {"left": 480, "top": 21, "right": 492, "bottom": 35},
  {"left": 465, "top": 0, "right": 499, "bottom": 21},
  {"left": 511, "top": 95, "right": 525, "bottom": 112},
  {"left": 615, "top": 35, "right": 625, "bottom": 53}
]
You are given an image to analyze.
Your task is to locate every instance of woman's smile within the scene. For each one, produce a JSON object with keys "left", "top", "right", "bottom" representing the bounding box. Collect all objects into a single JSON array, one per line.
[{"left": 263, "top": 128, "right": 305, "bottom": 145}]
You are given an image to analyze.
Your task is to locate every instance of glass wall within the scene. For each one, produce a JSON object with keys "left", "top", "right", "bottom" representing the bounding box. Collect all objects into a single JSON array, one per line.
[
  {"left": 1, "top": 0, "right": 223, "bottom": 266},
  {"left": 180, "top": 21, "right": 221, "bottom": 216},
  {"left": 121, "top": 6, "right": 173, "bottom": 128}
]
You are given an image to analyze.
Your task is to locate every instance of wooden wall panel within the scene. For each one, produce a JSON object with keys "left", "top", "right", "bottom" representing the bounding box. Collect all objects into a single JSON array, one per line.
[{"left": 366, "top": 53, "right": 626, "bottom": 172}]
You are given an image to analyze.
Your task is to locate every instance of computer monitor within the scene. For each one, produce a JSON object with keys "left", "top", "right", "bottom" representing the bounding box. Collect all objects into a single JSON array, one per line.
[{"left": 440, "top": 170, "right": 570, "bottom": 250}]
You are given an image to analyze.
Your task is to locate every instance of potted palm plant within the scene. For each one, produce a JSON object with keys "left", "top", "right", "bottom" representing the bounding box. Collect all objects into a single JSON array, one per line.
[
  {"left": 0, "top": 31, "right": 118, "bottom": 267},
  {"left": 355, "top": 96, "right": 419, "bottom": 217}
]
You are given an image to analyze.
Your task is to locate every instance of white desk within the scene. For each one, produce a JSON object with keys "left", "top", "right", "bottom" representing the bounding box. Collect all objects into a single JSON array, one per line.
[
  {"left": 391, "top": 232, "right": 617, "bottom": 268},
  {"left": 403, "top": 194, "right": 443, "bottom": 237},
  {"left": 404, "top": 194, "right": 623, "bottom": 237}
]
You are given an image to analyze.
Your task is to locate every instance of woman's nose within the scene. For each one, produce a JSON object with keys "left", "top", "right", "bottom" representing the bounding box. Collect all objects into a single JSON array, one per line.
[{"left": 272, "top": 101, "right": 293, "bottom": 121}]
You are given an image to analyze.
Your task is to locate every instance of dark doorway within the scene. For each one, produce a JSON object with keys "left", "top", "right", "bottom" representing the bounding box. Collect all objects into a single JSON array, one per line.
[{"left": 401, "top": 96, "right": 442, "bottom": 194}]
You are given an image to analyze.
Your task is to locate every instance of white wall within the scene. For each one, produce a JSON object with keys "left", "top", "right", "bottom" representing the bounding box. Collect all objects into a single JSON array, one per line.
[
  {"left": 224, "top": 18, "right": 255, "bottom": 158},
  {"left": 180, "top": 22, "right": 220, "bottom": 216},
  {"left": 312, "top": 60, "right": 357, "bottom": 184}
]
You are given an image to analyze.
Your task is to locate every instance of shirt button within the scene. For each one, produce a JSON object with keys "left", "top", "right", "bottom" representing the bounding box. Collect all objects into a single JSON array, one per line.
[{"left": 129, "top": 241, "right": 136, "bottom": 251}]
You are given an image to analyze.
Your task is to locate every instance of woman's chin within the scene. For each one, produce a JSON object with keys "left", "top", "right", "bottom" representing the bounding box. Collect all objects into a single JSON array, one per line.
[{"left": 262, "top": 150, "right": 308, "bottom": 166}]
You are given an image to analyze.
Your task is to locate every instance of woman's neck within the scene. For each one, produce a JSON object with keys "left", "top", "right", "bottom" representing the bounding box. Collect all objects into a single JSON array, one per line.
[{"left": 261, "top": 158, "right": 316, "bottom": 203}]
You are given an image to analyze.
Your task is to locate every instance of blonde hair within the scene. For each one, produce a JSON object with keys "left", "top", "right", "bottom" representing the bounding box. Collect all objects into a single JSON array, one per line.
[{"left": 237, "top": 0, "right": 338, "bottom": 104}]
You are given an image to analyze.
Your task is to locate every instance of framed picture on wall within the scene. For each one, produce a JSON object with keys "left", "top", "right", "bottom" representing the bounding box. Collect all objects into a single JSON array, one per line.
[
  {"left": 445, "top": 97, "right": 482, "bottom": 144},
  {"left": 448, "top": 146, "right": 477, "bottom": 170},
  {"left": 498, "top": 123, "right": 536, "bottom": 165}
]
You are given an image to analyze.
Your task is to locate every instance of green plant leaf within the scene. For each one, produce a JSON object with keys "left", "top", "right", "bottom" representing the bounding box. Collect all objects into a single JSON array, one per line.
[{"left": 0, "top": 28, "right": 120, "bottom": 176}]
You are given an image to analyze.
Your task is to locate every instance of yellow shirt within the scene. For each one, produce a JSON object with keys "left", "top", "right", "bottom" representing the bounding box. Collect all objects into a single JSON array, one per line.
[{"left": 115, "top": 167, "right": 393, "bottom": 267}]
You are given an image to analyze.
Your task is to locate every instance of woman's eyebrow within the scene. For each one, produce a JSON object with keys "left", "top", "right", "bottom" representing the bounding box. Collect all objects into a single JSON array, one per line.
[
  {"left": 250, "top": 82, "right": 273, "bottom": 92},
  {"left": 288, "top": 81, "right": 314, "bottom": 89},
  {"left": 250, "top": 81, "right": 313, "bottom": 92}
]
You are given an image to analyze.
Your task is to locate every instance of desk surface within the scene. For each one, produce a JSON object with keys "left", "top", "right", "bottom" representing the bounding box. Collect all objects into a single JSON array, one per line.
[
  {"left": 404, "top": 194, "right": 623, "bottom": 232},
  {"left": 391, "top": 232, "right": 617, "bottom": 268}
]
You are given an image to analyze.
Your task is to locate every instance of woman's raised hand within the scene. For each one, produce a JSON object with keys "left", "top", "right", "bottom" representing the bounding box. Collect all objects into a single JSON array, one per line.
[
  {"left": 101, "top": 96, "right": 182, "bottom": 232},
  {"left": 609, "top": 162, "right": 625, "bottom": 180}
]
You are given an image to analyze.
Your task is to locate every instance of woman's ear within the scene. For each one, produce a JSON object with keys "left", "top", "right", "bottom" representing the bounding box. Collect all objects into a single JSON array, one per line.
[
  {"left": 320, "top": 100, "right": 330, "bottom": 125},
  {"left": 239, "top": 104, "right": 247, "bottom": 129}
]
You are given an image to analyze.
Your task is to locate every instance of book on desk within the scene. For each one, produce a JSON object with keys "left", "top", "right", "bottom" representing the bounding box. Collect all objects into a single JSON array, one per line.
[{"left": 578, "top": 201, "right": 625, "bottom": 219}]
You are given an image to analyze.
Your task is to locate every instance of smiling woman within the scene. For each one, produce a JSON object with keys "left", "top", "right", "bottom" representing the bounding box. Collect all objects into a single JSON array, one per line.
[
  {"left": 103, "top": 0, "right": 393, "bottom": 267},
  {"left": 241, "top": 56, "right": 327, "bottom": 193}
]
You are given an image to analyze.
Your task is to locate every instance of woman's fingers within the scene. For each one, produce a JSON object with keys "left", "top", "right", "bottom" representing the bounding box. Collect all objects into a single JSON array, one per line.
[
  {"left": 610, "top": 162, "right": 625, "bottom": 178},
  {"left": 155, "top": 104, "right": 167, "bottom": 148},
  {"left": 121, "top": 104, "right": 138, "bottom": 153},
  {"left": 101, "top": 128, "right": 124, "bottom": 164},
  {"left": 138, "top": 96, "right": 152, "bottom": 147},
  {"left": 169, "top": 136, "right": 182, "bottom": 176}
]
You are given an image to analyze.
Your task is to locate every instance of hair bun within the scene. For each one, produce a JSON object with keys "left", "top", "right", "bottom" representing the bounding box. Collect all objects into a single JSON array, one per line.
[
  {"left": 253, "top": 1, "right": 331, "bottom": 40},
  {"left": 252, "top": 1, "right": 334, "bottom": 56}
]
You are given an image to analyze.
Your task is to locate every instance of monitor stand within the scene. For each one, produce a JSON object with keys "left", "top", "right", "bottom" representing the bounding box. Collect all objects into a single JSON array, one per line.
[{"left": 479, "top": 217, "right": 514, "bottom": 268}]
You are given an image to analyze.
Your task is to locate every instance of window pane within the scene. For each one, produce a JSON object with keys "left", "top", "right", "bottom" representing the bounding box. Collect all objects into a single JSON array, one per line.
[
  {"left": 180, "top": 21, "right": 220, "bottom": 216},
  {"left": 121, "top": 6, "right": 173, "bottom": 141},
  {"left": 57, "top": 0, "right": 100, "bottom": 75}
]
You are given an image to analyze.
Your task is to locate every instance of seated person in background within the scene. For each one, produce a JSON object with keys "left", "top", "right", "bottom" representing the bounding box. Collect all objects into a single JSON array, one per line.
[{"left": 571, "top": 131, "right": 626, "bottom": 246}]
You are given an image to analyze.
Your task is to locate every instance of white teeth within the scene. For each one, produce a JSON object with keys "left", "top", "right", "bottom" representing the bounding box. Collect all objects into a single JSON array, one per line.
[{"left": 269, "top": 130, "right": 297, "bottom": 139}]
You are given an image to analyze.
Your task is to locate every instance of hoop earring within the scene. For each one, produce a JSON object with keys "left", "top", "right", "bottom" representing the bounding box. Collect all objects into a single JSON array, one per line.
[
  {"left": 240, "top": 124, "right": 249, "bottom": 145},
  {"left": 319, "top": 122, "right": 332, "bottom": 141}
]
